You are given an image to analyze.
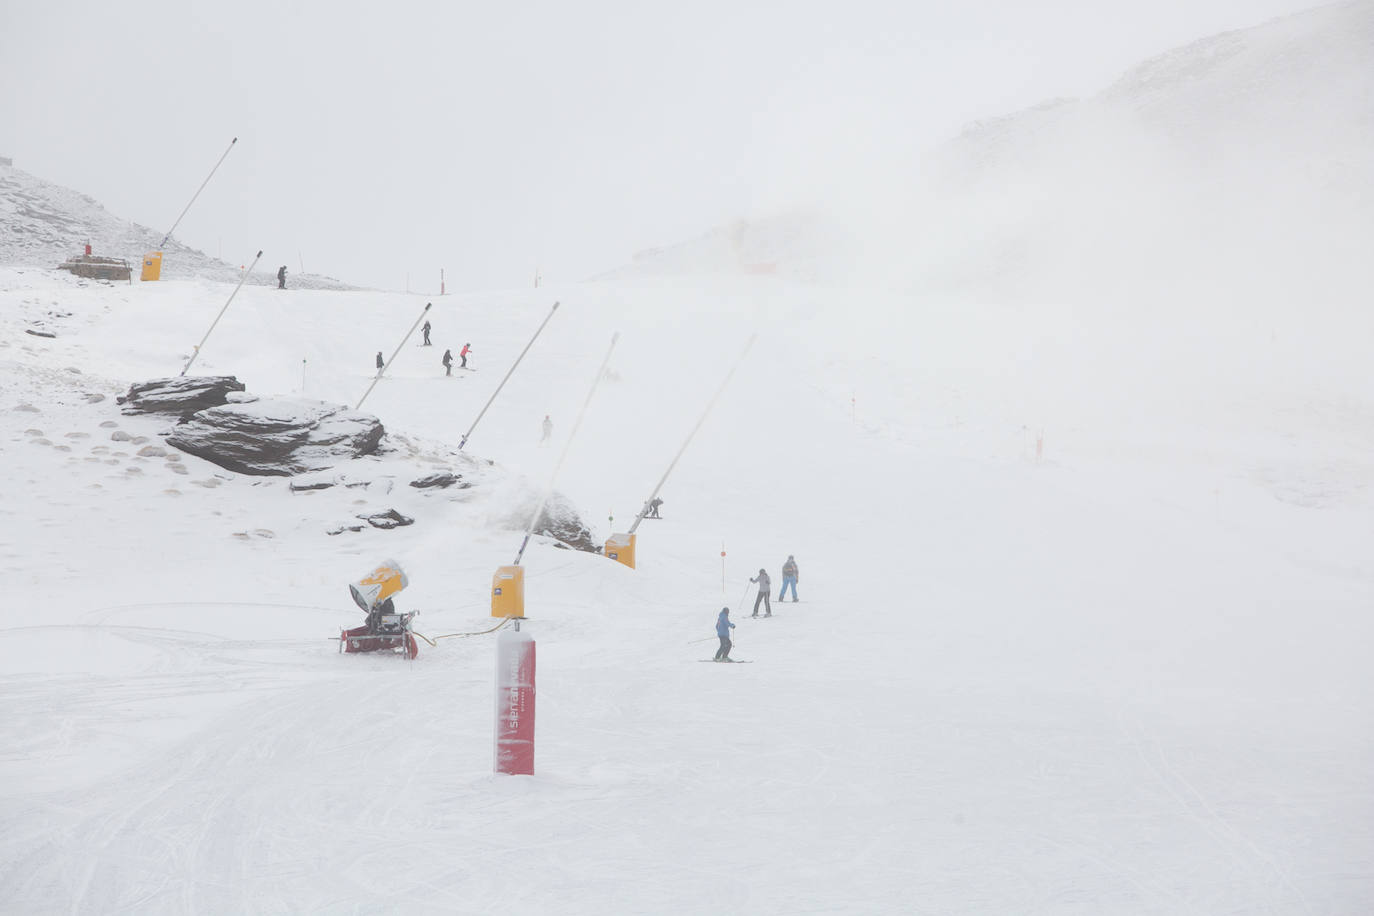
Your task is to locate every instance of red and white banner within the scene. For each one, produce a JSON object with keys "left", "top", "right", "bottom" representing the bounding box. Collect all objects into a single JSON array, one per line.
[{"left": 494, "top": 626, "right": 536, "bottom": 775}]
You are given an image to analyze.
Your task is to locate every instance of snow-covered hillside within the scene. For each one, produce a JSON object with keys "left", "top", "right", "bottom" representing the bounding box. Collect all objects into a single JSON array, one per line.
[
  {"left": 909, "top": 0, "right": 1374, "bottom": 305},
  {"left": 0, "top": 161, "right": 357, "bottom": 290},
  {"left": 2, "top": 4, "right": 1372, "bottom": 910},
  {"left": 617, "top": 1, "right": 1374, "bottom": 307},
  {"left": 2, "top": 247, "right": 1371, "bottom": 912},
  {"left": 592, "top": 213, "right": 852, "bottom": 286}
]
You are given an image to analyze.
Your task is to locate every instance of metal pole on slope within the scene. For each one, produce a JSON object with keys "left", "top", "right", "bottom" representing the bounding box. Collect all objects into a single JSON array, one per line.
[
  {"left": 458, "top": 300, "right": 560, "bottom": 451},
  {"left": 356, "top": 301, "right": 432, "bottom": 410},
  {"left": 180, "top": 249, "right": 261, "bottom": 377},
  {"left": 160, "top": 137, "right": 237, "bottom": 249},
  {"left": 627, "top": 333, "right": 756, "bottom": 537},
  {"left": 512, "top": 332, "right": 619, "bottom": 566}
]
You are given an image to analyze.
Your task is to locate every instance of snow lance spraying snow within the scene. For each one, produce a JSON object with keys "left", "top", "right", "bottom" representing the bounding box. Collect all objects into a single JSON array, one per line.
[{"left": 339, "top": 559, "right": 419, "bottom": 659}]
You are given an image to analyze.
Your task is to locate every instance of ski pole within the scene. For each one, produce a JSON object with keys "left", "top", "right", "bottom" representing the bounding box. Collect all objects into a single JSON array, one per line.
[{"left": 736, "top": 581, "right": 752, "bottom": 615}]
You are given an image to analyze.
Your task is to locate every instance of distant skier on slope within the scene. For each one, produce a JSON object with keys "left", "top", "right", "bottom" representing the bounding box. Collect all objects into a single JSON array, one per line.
[
  {"left": 421, "top": 319, "right": 432, "bottom": 346},
  {"left": 714, "top": 607, "right": 736, "bottom": 661},
  {"left": 779, "top": 555, "right": 799, "bottom": 602},
  {"left": 749, "top": 568, "right": 772, "bottom": 617},
  {"left": 460, "top": 342, "right": 472, "bottom": 368},
  {"left": 375, "top": 351, "right": 384, "bottom": 377},
  {"left": 277, "top": 265, "right": 287, "bottom": 289},
  {"left": 645, "top": 497, "right": 663, "bottom": 519},
  {"left": 442, "top": 348, "right": 453, "bottom": 376}
]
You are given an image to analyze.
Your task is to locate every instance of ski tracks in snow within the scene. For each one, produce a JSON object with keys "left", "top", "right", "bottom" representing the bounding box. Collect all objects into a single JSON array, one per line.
[{"left": 1116, "top": 710, "right": 1315, "bottom": 915}]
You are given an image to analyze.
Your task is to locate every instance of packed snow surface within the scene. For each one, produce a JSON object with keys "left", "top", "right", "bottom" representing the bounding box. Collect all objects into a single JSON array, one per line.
[
  {"left": 1, "top": 260, "right": 1370, "bottom": 914},
  {"left": 3, "top": 4, "right": 1372, "bottom": 910}
]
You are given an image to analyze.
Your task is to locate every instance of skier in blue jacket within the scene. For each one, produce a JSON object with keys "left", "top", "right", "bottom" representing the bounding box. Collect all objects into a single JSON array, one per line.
[{"left": 714, "top": 607, "right": 736, "bottom": 661}]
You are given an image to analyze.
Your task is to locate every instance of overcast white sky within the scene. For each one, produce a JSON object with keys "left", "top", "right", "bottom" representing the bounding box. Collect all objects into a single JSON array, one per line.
[{"left": 0, "top": 0, "right": 1324, "bottom": 291}]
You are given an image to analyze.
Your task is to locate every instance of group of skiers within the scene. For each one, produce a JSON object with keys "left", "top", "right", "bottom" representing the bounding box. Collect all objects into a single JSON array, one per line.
[
  {"left": 372, "top": 321, "right": 470, "bottom": 377},
  {"left": 441, "top": 342, "right": 471, "bottom": 376},
  {"left": 713, "top": 554, "right": 799, "bottom": 661},
  {"left": 425, "top": 320, "right": 472, "bottom": 376}
]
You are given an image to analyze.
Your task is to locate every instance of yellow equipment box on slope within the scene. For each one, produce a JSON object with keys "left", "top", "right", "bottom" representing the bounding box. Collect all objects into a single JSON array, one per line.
[
  {"left": 604, "top": 532, "right": 636, "bottom": 569},
  {"left": 140, "top": 251, "right": 163, "bottom": 281},
  {"left": 492, "top": 565, "right": 526, "bottom": 618}
]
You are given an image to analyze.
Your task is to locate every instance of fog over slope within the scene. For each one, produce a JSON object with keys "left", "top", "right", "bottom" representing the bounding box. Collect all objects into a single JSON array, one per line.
[
  {"left": 2, "top": 6, "right": 1372, "bottom": 912},
  {"left": 903, "top": 0, "right": 1374, "bottom": 307},
  {"left": 617, "top": 0, "right": 1373, "bottom": 316}
]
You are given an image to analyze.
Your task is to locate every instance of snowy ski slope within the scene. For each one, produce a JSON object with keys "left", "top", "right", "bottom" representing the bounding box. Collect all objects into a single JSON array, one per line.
[{"left": 1, "top": 262, "right": 1370, "bottom": 913}]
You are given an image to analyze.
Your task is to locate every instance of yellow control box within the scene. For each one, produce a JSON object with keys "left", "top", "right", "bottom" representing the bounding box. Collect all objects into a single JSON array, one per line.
[
  {"left": 140, "top": 251, "right": 163, "bottom": 281},
  {"left": 491, "top": 565, "right": 526, "bottom": 618},
  {"left": 604, "top": 532, "right": 636, "bottom": 569}
]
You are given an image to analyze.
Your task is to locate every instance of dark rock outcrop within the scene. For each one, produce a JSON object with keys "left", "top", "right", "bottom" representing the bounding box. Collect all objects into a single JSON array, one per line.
[
  {"left": 118, "top": 376, "right": 245, "bottom": 419},
  {"left": 409, "top": 471, "right": 467, "bottom": 489},
  {"left": 361, "top": 509, "right": 414, "bottom": 529},
  {"left": 166, "top": 397, "right": 384, "bottom": 476},
  {"left": 325, "top": 509, "right": 414, "bottom": 535},
  {"left": 327, "top": 524, "right": 366, "bottom": 536},
  {"left": 531, "top": 493, "right": 598, "bottom": 553}
]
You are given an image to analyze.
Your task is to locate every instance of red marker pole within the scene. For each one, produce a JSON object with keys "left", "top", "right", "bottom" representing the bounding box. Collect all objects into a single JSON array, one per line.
[{"left": 494, "top": 622, "right": 536, "bottom": 775}]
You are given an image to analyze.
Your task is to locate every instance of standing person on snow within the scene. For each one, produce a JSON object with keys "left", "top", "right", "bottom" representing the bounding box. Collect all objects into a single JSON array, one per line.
[
  {"left": 277, "top": 265, "right": 287, "bottom": 289},
  {"left": 646, "top": 497, "right": 663, "bottom": 518},
  {"left": 779, "top": 555, "right": 799, "bottom": 602},
  {"left": 375, "top": 351, "right": 384, "bottom": 377},
  {"left": 460, "top": 342, "right": 472, "bottom": 369},
  {"left": 714, "top": 607, "right": 736, "bottom": 661},
  {"left": 442, "top": 348, "right": 453, "bottom": 376},
  {"left": 540, "top": 414, "right": 553, "bottom": 443},
  {"left": 749, "top": 568, "right": 772, "bottom": 617},
  {"left": 421, "top": 319, "right": 432, "bottom": 346}
]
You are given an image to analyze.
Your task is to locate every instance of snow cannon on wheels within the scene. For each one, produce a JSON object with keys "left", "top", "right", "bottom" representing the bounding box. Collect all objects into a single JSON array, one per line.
[{"left": 340, "top": 559, "right": 419, "bottom": 660}]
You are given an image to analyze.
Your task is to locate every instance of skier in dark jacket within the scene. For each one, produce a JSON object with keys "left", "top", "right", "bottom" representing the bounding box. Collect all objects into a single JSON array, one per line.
[
  {"left": 779, "top": 555, "right": 799, "bottom": 602},
  {"left": 277, "top": 265, "right": 287, "bottom": 289},
  {"left": 749, "top": 569, "right": 772, "bottom": 617},
  {"left": 421, "top": 319, "right": 432, "bottom": 346},
  {"left": 375, "top": 351, "right": 384, "bottom": 377},
  {"left": 714, "top": 607, "right": 736, "bottom": 661},
  {"left": 442, "top": 348, "right": 453, "bottom": 376}
]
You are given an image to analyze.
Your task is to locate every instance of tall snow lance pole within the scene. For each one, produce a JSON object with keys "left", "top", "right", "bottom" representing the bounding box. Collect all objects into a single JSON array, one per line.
[
  {"left": 512, "top": 332, "right": 619, "bottom": 566},
  {"left": 490, "top": 331, "right": 618, "bottom": 627},
  {"left": 180, "top": 250, "right": 261, "bottom": 377},
  {"left": 159, "top": 137, "right": 237, "bottom": 249},
  {"left": 459, "top": 300, "right": 560, "bottom": 451},
  {"left": 356, "top": 301, "right": 432, "bottom": 410},
  {"left": 630, "top": 333, "right": 755, "bottom": 537},
  {"left": 604, "top": 334, "right": 755, "bottom": 569}
]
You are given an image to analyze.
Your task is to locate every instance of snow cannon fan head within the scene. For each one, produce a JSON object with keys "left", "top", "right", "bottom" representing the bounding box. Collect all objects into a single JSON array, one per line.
[{"left": 349, "top": 559, "right": 409, "bottom": 612}]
